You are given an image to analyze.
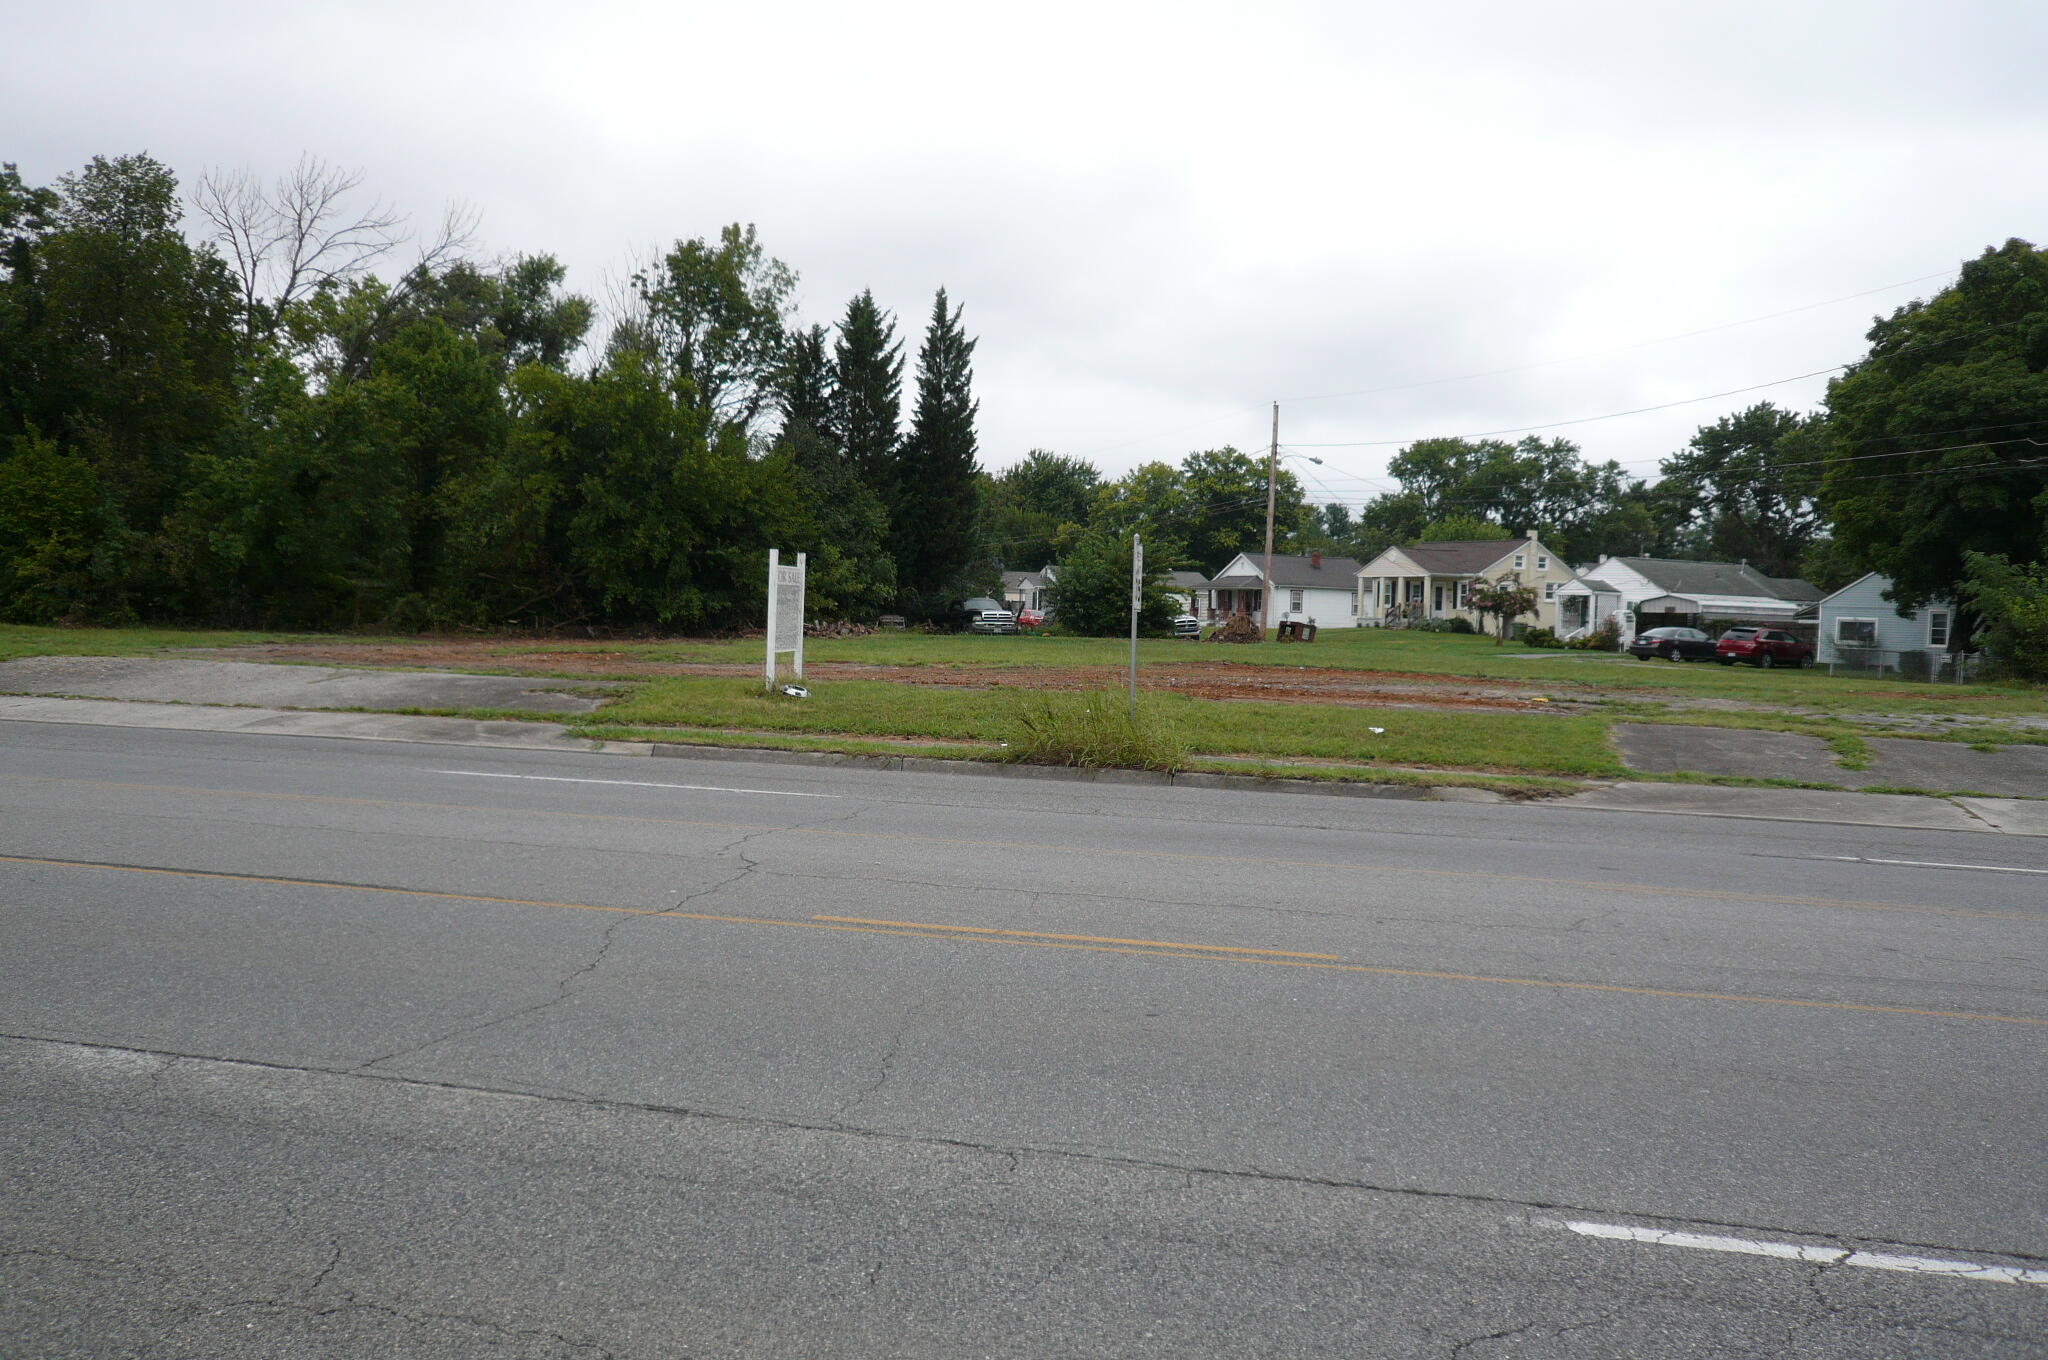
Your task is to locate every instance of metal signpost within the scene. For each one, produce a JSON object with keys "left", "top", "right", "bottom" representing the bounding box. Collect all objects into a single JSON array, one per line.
[
  {"left": 1128, "top": 534, "right": 1142, "bottom": 721},
  {"left": 764, "top": 549, "right": 806, "bottom": 689}
]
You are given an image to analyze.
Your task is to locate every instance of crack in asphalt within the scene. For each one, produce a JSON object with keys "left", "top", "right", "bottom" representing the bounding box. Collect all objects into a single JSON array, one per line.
[
  {"left": 10, "top": 1033, "right": 2045, "bottom": 1275},
  {"left": 307, "top": 1240, "right": 344, "bottom": 1295},
  {"left": 835, "top": 995, "right": 934, "bottom": 1123},
  {"left": 1443, "top": 1303, "right": 1631, "bottom": 1358},
  {"left": 339, "top": 807, "right": 867, "bottom": 1076}
]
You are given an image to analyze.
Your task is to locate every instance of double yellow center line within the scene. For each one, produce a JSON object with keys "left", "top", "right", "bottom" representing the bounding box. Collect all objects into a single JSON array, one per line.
[{"left": 3, "top": 855, "right": 2041, "bottom": 1029}]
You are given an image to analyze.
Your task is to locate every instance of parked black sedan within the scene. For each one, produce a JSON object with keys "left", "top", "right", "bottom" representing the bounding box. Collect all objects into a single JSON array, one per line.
[{"left": 1627, "top": 626, "right": 1718, "bottom": 661}]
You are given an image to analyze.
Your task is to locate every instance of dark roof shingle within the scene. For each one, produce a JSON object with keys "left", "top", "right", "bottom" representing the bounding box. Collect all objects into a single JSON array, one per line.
[
  {"left": 1610, "top": 557, "right": 1818, "bottom": 601},
  {"left": 1379, "top": 539, "right": 1523, "bottom": 575}
]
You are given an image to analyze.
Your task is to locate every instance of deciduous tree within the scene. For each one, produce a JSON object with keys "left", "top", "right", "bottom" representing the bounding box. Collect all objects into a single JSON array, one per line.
[{"left": 1820, "top": 238, "right": 2048, "bottom": 611}]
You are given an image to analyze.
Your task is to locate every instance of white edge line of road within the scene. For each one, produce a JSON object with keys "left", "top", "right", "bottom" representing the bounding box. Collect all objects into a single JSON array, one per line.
[
  {"left": 433, "top": 770, "right": 838, "bottom": 798},
  {"left": 1834, "top": 855, "right": 2048, "bottom": 876},
  {"left": 1546, "top": 1220, "right": 2048, "bottom": 1286}
]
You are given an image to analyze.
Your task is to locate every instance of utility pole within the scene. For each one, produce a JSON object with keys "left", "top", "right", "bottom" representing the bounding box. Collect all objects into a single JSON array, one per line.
[
  {"left": 1260, "top": 401, "right": 1279, "bottom": 636},
  {"left": 1128, "top": 533, "right": 1142, "bottom": 722}
]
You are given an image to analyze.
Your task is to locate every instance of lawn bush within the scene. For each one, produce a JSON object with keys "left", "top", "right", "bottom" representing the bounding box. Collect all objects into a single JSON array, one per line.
[
  {"left": 1521, "top": 626, "right": 1562, "bottom": 648},
  {"left": 1567, "top": 621, "right": 1621, "bottom": 651},
  {"left": 997, "top": 688, "right": 1189, "bottom": 772}
]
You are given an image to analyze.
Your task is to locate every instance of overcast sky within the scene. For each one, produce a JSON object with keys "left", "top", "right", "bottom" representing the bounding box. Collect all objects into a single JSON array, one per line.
[{"left": 12, "top": 0, "right": 2045, "bottom": 508}]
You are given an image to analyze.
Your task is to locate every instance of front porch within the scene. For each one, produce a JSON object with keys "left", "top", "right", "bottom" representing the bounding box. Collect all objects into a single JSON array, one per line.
[{"left": 1357, "top": 574, "right": 1471, "bottom": 627}]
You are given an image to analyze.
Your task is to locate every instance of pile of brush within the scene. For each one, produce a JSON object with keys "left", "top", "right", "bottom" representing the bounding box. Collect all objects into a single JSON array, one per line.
[{"left": 1207, "top": 612, "right": 1262, "bottom": 644}]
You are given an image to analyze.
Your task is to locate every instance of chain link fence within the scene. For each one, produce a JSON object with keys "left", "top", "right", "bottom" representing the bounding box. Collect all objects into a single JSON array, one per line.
[{"left": 1824, "top": 648, "right": 1982, "bottom": 682}]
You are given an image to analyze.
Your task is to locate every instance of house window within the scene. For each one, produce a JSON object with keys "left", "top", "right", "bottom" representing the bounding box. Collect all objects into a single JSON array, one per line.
[
  {"left": 1455, "top": 581, "right": 1470, "bottom": 608},
  {"left": 1836, "top": 618, "right": 1877, "bottom": 646},
  {"left": 1289, "top": 589, "right": 1303, "bottom": 612},
  {"left": 1536, "top": 554, "right": 1549, "bottom": 571},
  {"left": 1513, "top": 553, "right": 1525, "bottom": 570},
  {"left": 1928, "top": 611, "right": 1950, "bottom": 647},
  {"left": 1544, "top": 582, "right": 1558, "bottom": 601}
]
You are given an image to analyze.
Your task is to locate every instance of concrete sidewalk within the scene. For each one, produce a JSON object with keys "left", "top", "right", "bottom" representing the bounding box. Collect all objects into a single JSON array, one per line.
[
  {"left": 3, "top": 691, "right": 2043, "bottom": 837},
  {"left": 0, "top": 655, "right": 614, "bottom": 714},
  {"left": 0, "top": 694, "right": 623, "bottom": 754}
]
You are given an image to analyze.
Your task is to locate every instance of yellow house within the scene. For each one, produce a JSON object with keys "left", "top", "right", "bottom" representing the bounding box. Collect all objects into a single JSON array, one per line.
[{"left": 1353, "top": 532, "right": 1577, "bottom": 632}]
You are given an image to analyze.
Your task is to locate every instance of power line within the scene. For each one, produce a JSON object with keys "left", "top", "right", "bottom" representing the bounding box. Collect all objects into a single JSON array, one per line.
[
  {"left": 1277, "top": 268, "right": 1958, "bottom": 406},
  {"left": 1289, "top": 367, "right": 1845, "bottom": 448},
  {"left": 1281, "top": 317, "right": 2028, "bottom": 454},
  {"left": 1046, "top": 266, "right": 1967, "bottom": 465}
]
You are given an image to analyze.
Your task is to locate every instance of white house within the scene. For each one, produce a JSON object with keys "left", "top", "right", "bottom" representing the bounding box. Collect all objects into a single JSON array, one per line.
[
  {"left": 1207, "top": 551, "right": 1363, "bottom": 626},
  {"left": 1815, "top": 572, "right": 1960, "bottom": 676},
  {"left": 1556, "top": 556, "right": 1820, "bottom": 644},
  {"left": 1161, "top": 570, "right": 1214, "bottom": 620},
  {"left": 1000, "top": 566, "right": 1057, "bottom": 614},
  {"left": 1354, "top": 534, "right": 1576, "bottom": 632}
]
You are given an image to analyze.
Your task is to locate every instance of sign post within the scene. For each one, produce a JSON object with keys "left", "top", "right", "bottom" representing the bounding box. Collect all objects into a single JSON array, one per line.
[
  {"left": 1128, "top": 533, "right": 1142, "bottom": 722},
  {"left": 765, "top": 549, "right": 806, "bottom": 689}
]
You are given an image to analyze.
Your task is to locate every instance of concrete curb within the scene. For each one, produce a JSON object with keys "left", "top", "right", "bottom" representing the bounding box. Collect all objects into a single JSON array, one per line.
[{"left": 645, "top": 741, "right": 1470, "bottom": 801}]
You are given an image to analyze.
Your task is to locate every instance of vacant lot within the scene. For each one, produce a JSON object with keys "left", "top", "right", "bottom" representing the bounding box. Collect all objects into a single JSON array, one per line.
[
  {"left": 11, "top": 623, "right": 2034, "bottom": 718},
  {"left": 5, "top": 624, "right": 2044, "bottom": 791}
]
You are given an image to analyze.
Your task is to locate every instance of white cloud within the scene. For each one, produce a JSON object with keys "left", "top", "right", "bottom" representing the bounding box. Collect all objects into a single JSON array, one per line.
[{"left": 10, "top": 0, "right": 2044, "bottom": 496}]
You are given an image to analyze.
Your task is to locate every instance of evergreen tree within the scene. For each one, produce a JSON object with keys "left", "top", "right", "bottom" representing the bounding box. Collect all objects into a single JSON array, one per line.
[
  {"left": 895, "top": 287, "right": 980, "bottom": 601},
  {"left": 832, "top": 289, "right": 902, "bottom": 494},
  {"left": 778, "top": 322, "right": 836, "bottom": 452}
]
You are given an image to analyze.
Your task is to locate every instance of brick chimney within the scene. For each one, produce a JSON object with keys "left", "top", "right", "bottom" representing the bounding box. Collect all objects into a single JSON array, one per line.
[{"left": 1311, "top": 551, "right": 1322, "bottom": 569}]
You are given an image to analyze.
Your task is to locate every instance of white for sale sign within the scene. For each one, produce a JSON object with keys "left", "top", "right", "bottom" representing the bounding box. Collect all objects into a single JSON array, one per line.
[{"left": 764, "top": 549, "right": 806, "bottom": 687}]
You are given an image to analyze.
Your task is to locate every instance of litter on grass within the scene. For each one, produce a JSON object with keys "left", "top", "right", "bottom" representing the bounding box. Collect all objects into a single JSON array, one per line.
[{"left": 780, "top": 684, "right": 810, "bottom": 698}]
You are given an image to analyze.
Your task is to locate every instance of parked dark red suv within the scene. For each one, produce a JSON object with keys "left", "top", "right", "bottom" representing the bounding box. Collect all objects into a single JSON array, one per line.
[{"left": 1715, "top": 626, "right": 1813, "bottom": 668}]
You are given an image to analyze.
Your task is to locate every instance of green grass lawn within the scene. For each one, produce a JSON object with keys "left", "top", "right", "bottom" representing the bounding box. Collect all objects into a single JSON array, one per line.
[
  {"left": 580, "top": 677, "right": 1628, "bottom": 778},
  {"left": 432, "top": 627, "right": 2042, "bottom": 718},
  {"left": 0, "top": 624, "right": 324, "bottom": 660}
]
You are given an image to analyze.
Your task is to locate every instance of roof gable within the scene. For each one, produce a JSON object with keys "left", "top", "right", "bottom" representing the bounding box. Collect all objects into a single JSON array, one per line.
[
  {"left": 1210, "top": 552, "right": 1364, "bottom": 588},
  {"left": 1608, "top": 557, "right": 1818, "bottom": 601},
  {"left": 1380, "top": 538, "right": 1552, "bottom": 576}
]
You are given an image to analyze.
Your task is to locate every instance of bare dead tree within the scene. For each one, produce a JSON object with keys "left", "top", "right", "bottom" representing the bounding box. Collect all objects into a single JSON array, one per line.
[
  {"left": 327, "top": 199, "right": 482, "bottom": 384},
  {"left": 194, "top": 155, "right": 404, "bottom": 343}
]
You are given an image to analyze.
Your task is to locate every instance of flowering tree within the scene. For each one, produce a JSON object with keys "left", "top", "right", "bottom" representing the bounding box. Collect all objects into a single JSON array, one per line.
[{"left": 1467, "top": 575, "right": 1539, "bottom": 644}]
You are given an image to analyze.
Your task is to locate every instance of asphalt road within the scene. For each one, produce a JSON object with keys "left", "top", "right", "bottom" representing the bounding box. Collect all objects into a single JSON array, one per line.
[{"left": 3, "top": 720, "right": 2045, "bottom": 1358}]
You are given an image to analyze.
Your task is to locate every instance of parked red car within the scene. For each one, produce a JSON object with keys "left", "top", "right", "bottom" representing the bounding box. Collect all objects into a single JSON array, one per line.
[
  {"left": 1715, "top": 626, "right": 1813, "bottom": 668},
  {"left": 1017, "top": 608, "right": 1047, "bottom": 628}
]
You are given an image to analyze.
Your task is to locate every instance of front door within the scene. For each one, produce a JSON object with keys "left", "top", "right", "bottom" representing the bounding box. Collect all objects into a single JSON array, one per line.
[{"left": 1432, "top": 584, "right": 1444, "bottom": 613}]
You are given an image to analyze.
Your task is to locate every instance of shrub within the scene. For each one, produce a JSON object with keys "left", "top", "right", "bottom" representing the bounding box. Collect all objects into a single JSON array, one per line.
[
  {"left": 1046, "top": 527, "right": 1178, "bottom": 637},
  {"left": 998, "top": 689, "right": 1188, "bottom": 772},
  {"left": 1447, "top": 616, "right": 1476, "bottom": 635},
  {"left": 1567, "top": 621, "right": 1621, "bottom": 651},
  {"left": 1959, "top": 552, "right": 2048, "bottom": 682},
  {"left": 1521, "top": 626, "right": 1562, "bottom": 648}
]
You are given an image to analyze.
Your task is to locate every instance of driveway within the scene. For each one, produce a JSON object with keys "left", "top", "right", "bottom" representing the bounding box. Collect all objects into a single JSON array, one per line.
[{"left": 1615, "top": 722, "right": 2048, "bottom": 797}]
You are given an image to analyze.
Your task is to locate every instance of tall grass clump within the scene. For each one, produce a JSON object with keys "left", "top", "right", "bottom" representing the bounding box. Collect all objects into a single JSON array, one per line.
[{"left": 999, "top": 689, "right": 1189, "bottom": 772}]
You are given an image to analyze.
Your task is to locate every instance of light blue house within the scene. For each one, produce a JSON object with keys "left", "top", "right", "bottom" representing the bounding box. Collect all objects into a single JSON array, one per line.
[{"left": 1815, "top": 572, "right": 1958, "bottom": 675}]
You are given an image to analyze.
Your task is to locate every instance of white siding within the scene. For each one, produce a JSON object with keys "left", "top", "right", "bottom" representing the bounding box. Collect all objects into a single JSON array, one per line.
[{"left": 1275, "top": 587, "right": 1354, "bottom": 625}]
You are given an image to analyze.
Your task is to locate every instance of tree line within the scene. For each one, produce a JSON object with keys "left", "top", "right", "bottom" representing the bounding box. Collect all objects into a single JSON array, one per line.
[
  {"left": 2, "top": 153, "right": 2042, "bottom": 659},
  {"left": 0, "top": 153, "right": 979, "bottom": 629}
]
